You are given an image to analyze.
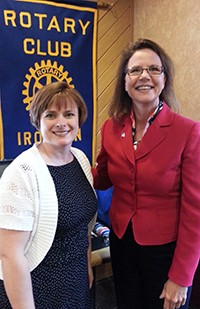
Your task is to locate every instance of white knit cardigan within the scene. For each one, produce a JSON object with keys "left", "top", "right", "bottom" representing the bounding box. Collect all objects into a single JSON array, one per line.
[{"left": 0, "top": 144, "right": 96, "bottom": 279}]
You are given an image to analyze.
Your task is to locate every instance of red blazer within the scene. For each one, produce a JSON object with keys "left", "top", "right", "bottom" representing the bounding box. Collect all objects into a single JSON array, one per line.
[{"left": 92, "top": 103, "right": 200, "bottom": 286}]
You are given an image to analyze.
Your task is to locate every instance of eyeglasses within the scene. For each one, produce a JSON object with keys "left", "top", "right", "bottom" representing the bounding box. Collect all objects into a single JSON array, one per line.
[{"left": 126, "top": 65, "right": 164, "bottom": 76}]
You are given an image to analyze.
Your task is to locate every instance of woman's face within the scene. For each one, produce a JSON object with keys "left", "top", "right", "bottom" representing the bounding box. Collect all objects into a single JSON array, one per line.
[
  {"left": 39, "top": 101, "right": 79, "bottom": 148},
  {"left": 125, "top": 48, "right": 166, "bottom": 108}
]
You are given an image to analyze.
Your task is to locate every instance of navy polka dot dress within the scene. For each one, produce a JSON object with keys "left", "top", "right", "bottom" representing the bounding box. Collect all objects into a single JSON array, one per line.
[{"left": 0, "top": 158, "right": 97, "bottom": 309}]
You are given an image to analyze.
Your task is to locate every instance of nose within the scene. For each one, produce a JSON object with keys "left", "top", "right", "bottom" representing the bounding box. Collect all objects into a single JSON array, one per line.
[
  {"left": 140, "top": 68, "right": 151, "bottom": 78},
  {"left": 56, "top": 115, "right": 67, "bottom": 128}
]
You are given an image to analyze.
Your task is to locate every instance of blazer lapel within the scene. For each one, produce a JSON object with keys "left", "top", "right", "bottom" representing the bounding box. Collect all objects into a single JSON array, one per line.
[
  {"left": 134, "top": 123, "right": 167, "bottom": 160},
  {"left": 116, "top": 103, "right": 173, "bottom": 163},
  {"left": 135, "top": 103, "right": 174, "bottom": 160}
]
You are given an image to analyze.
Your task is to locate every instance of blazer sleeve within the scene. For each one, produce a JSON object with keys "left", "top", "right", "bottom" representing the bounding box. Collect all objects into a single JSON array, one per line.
[
  {"left": 92, "top": 120, "right": 113, "bottom": 190},
  {"left": 168, "top": 122, "right": 200, "bottom": 286}
]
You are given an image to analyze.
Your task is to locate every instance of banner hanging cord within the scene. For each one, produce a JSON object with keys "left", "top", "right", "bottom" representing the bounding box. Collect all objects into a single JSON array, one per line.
[{"left": 97, "top": 1, "right": 113, "bottom": 9}]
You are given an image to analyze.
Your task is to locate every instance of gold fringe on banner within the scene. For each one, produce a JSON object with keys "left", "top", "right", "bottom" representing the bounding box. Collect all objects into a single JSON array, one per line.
[{"left": 0, "top": 103, "right": 4, "bottom": 160}]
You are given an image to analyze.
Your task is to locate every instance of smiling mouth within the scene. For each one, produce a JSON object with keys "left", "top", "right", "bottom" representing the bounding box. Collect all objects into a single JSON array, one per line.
[
  {"left": 53, "top": 131, "right": 70, "bottom": 136},
  {"left": 136, "top": 85, "right": 153, "bottom": 90}
]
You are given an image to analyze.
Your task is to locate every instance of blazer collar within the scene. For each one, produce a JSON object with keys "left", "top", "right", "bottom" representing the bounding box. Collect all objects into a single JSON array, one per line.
[{"left": 119, "top": 103, "right": 174, "bottom": 162}]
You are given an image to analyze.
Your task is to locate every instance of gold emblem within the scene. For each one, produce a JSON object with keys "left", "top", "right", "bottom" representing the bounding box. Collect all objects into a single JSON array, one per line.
[{"left": 22, "top": 60, "right": 74, "bottom": 110}]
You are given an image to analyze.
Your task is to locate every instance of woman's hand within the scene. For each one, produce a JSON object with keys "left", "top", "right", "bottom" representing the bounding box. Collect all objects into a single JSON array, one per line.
[
  {"left": 159, "top": 279, "right": 188, "bottom": 309},
  {"left": 87, "top": 235, "right": 94, "bottom": 289},
  {"left": 88, "top": 263, "right": 94, "bottom": 289}
]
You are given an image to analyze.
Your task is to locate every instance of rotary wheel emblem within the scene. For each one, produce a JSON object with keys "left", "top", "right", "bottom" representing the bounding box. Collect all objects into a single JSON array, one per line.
[{"left": 22, "top": 60, "right": 74, "bottom": 110}]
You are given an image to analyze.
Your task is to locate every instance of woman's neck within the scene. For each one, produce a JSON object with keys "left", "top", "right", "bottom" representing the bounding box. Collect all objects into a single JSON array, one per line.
[
  {"left": 38, "top": 143, "right": 73, "bottom": 166},
  {"left": 132, "top": 102, "right": 160, "bottom": 141},
  {"left": 133, "top": 103, "right": 158, "bottom": 124}
]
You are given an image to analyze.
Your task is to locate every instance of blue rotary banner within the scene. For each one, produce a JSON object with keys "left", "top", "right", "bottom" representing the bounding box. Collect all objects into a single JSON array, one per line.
[{"left": 0, "top": 0, "right": 97, "bottom": 163}]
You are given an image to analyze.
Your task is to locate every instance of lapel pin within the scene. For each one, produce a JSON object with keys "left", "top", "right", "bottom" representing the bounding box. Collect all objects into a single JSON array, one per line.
[{"left": 121, "top": 132, "right": 125, "bottom": 137}]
